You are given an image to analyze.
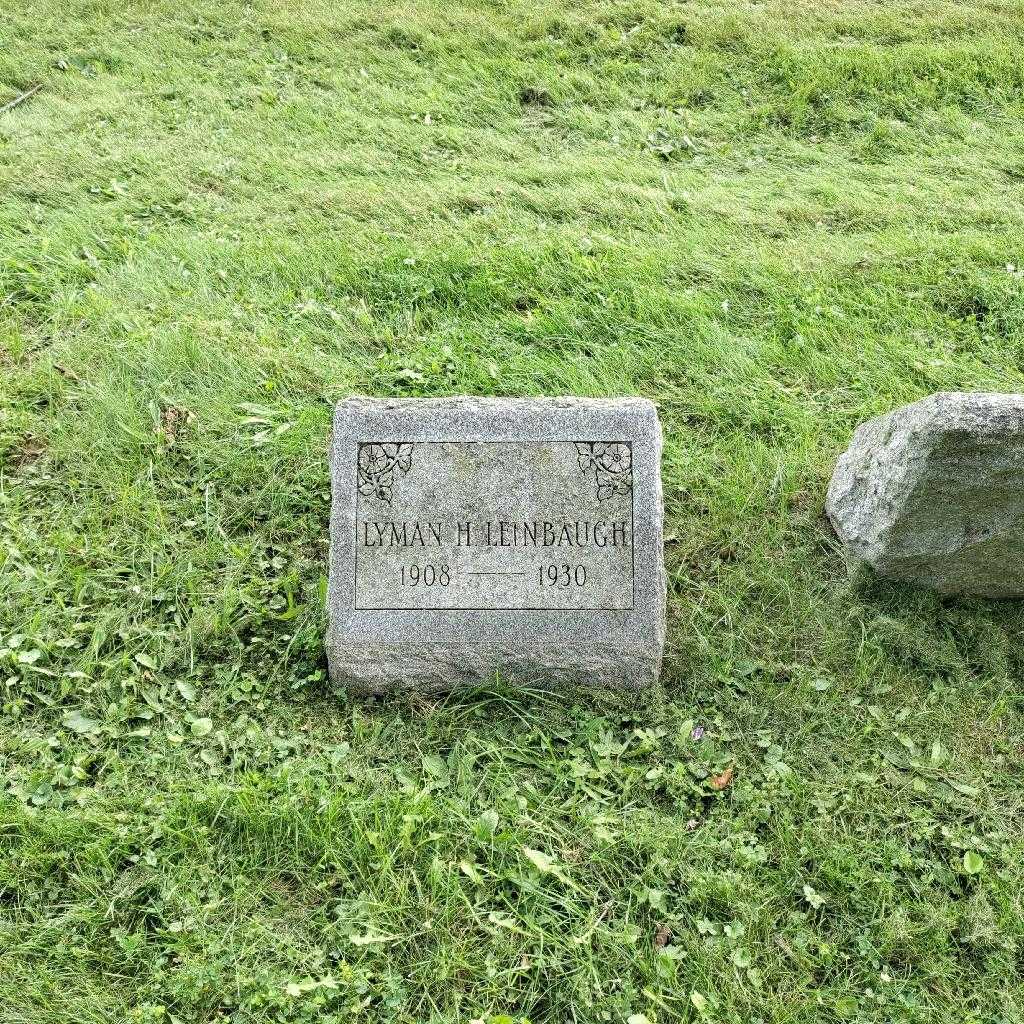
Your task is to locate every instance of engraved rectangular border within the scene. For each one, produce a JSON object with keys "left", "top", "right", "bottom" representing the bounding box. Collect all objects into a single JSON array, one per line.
[{"left": 353, "top": 440, "right": 637, "bottom": 611}]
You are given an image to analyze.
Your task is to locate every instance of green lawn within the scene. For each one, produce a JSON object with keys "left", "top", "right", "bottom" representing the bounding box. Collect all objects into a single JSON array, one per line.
[{"left": 2, "top": 1, "right": 1024, "bottom": 1021}]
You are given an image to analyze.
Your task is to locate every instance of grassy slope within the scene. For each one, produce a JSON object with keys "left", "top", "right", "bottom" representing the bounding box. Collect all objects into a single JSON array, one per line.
[{"left": 2, "top": 0, "right": 1024, "bottom": 1021}]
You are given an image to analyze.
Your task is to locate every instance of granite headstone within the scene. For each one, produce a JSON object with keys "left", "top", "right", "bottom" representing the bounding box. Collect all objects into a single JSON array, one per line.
[{"left": 327, "top": 397, "right": 666, "bottom": 692}]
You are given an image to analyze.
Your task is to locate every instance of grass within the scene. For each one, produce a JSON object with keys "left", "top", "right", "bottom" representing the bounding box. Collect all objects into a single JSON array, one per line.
[{"left": 2, "top": 0, "right": 1024, "bottom": 1020}]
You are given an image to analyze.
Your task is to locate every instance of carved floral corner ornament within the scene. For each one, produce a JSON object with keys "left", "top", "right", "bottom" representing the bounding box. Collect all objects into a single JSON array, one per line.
[
  {"left": 575, "top": 442, "right": 633, "bottom": 501},
  {"left": 358, "top": 442, "right": 414, "bottom": 504}
]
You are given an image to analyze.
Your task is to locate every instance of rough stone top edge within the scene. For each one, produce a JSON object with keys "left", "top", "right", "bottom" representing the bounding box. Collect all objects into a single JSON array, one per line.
[
  {"left": 895, "top": 391, "right": 1024, "bottom": 412},
  {"left": 855, "top": 391, "right": 1024, "bottom": 434}
]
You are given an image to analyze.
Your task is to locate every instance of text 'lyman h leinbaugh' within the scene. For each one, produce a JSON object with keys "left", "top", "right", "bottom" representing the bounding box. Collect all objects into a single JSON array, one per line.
[{"left": 360, "top": 519, "right": 631, "bottom": 548}]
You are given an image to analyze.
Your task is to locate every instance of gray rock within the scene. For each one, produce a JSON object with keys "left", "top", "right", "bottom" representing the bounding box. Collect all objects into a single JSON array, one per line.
[
  {"left": 826, "top": 392, "right": 1024, "bottom": 597},
  {"left": 327, "top": 397, "right": 666, "bottom": 692}
]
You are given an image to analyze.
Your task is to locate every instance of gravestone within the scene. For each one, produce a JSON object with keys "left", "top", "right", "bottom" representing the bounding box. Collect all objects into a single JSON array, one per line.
[{"left": 327, "top": 397, "right": 666, "bottom": 692}]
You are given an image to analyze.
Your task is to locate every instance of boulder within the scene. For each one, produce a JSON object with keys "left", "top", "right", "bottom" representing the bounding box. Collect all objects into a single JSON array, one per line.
[{"left": 826, "top": 392, "right": 1024, "bottom": 597}]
